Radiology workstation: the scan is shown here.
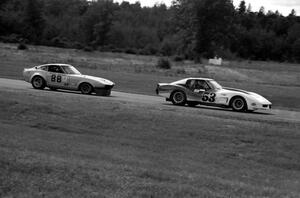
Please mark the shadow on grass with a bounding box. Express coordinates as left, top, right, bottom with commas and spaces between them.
31, 87, 113, 98
163, 103, 273, 115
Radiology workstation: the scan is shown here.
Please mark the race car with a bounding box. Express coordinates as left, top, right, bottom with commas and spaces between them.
23, 64, 114, 96
156, 77, 272, 112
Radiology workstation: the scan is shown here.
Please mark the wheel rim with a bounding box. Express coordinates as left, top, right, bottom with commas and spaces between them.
173, 92, 184, 104
33, 77, 42, 88
233, 98, 244, 110
81, 84, 91, 94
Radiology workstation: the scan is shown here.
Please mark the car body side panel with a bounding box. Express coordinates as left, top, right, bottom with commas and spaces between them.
158, 84, 227, 106
46, 72, 70, 89
157, 84, 186, 98
29, 71, 47, 83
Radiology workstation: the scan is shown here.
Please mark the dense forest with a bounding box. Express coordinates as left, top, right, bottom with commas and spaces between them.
0, 0, 300, 62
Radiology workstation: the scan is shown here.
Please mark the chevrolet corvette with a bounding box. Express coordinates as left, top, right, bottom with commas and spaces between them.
156, 78, 272, 112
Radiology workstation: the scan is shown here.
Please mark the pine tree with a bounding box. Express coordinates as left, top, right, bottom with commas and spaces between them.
289, 9, 296, 17
23, 0, 45, 43
238, 0, 246, 14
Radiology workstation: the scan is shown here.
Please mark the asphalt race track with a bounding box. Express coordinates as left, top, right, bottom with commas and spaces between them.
0, 77, 299, 125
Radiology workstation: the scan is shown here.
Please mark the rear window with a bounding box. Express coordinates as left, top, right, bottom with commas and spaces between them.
39, 66, 48, 71
171, 78, 188, 85
48, 65, 64, 73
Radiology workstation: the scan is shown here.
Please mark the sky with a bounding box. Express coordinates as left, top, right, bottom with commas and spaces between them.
113, 0, 300, 16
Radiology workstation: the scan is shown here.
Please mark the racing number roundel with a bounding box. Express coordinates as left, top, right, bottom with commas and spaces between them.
202, 92, 216, 103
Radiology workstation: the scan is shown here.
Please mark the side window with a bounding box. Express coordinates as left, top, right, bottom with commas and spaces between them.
195, 80, 211, 91
48, 65, 64, 73
203, 81, 211, 90
186, 80, 195, 89
40, 66, 48, 71
194, 80, 204, 89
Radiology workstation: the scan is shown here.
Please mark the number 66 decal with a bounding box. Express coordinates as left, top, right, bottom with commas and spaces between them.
202, 93, 216, 102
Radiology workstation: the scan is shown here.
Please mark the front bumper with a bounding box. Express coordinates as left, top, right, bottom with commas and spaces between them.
249, 103, 272, 110
94, 85, 114, 96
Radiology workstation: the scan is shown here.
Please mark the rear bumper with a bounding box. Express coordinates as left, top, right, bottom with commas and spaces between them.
94, 85, 114, 96
156, 86, 171, 99
23, 71, 30, 82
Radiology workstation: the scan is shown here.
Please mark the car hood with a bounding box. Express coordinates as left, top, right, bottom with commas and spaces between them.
222, 87, 250, 95
81, 75, 114, 85
222, 87, 271, 104
247, 92, 271, 104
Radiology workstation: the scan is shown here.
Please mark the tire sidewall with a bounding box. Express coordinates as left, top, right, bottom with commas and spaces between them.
80, 83, 93, 94
171, 91, 186, 106
231, 97, 247, 112
31, 76, 45, 89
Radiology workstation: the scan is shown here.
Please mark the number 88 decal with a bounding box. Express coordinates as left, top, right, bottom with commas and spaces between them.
51, 74, 62, 83
202, 93, 216, 102
57, 75, 61, 83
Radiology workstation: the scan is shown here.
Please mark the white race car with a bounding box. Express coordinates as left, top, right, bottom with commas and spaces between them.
156, 77, 272, 112
23, 64, 114, 96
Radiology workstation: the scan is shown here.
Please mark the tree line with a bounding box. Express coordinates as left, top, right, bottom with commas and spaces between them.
0, 0, 300, 62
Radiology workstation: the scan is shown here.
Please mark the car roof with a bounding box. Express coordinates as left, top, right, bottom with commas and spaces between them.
185, 77, 214, 81
38, 63, 73, 67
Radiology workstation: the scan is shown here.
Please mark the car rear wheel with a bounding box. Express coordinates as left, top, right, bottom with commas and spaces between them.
31, 76, 45, 89
171, 91, 186, 106
80, 83, 93, 94
231, 97, 247, 112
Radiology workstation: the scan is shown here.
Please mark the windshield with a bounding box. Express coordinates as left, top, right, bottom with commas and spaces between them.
209, 80, 222, 90
61, 65, 81, 75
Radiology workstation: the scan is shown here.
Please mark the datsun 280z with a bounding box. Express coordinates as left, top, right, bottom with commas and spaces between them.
23, 64, 114, 96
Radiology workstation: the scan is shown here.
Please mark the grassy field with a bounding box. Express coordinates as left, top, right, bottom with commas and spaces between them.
0, 42, 299, 110
0, 42, 300, 197
0, 86, 299, 197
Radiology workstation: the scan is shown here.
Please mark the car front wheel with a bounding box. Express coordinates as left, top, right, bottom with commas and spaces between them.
231, 97, 247, 112
31, 76, 46, 89
171, 91, 186, 106
80, 83, 93, 94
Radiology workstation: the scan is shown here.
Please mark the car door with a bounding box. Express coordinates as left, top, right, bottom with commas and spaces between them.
185, 79, 206, 101
46, 65, 69, 88
200, 81, 217, 104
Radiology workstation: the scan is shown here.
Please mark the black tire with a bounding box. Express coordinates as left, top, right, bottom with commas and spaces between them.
170, 91, 186, 106
187, 101, 198, 107
31, 76, 46, 89
80, 83, 93, 94
230, 96, 247, 112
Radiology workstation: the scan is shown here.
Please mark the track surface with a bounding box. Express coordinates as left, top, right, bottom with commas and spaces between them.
0, 77, 299, 124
